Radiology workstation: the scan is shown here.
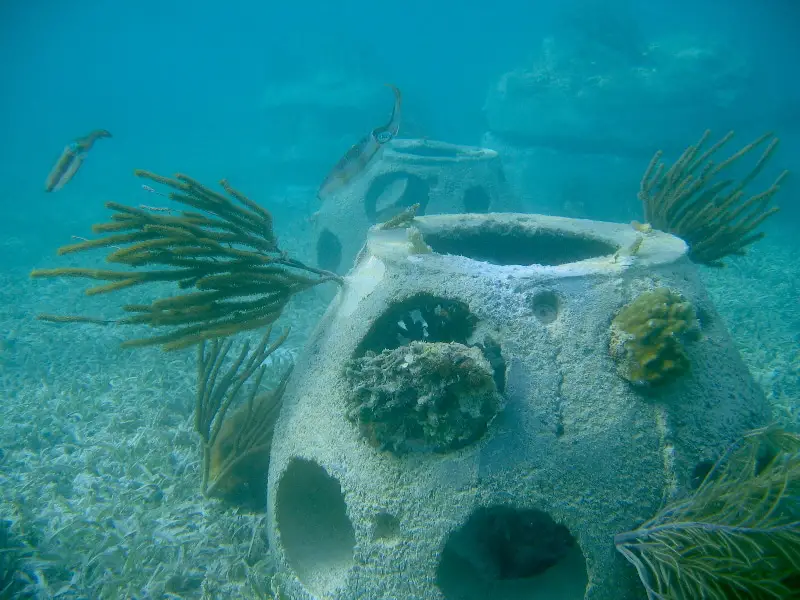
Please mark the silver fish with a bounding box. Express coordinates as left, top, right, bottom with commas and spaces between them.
318, 84, 401, 200
45, 129, 111, 192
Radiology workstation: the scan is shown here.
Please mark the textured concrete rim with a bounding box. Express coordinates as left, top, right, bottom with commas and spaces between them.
387, 138, 499, 164
365, 213, 687, 277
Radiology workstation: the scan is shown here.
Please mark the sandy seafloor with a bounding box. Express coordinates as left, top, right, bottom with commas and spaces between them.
0, 221, 797, 599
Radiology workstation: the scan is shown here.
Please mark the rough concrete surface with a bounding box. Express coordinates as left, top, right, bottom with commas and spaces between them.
267, 213, 772, 600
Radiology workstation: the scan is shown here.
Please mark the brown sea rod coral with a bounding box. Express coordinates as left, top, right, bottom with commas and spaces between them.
32, 170, 341, 350
196, 327, 290, 510
638, 130, 788, 266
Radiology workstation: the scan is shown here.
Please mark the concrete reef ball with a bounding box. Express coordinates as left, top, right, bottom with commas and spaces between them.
266, 213, 771, 600
345, 341, 504, 454
609, 287, 701, 387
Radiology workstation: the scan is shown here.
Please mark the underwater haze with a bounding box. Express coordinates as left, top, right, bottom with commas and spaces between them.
1, 0, 799, 598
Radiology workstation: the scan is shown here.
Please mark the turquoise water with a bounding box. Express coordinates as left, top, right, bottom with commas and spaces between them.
1, 0, 798, 598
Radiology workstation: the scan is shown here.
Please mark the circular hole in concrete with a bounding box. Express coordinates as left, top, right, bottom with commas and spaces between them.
372, 512, 400, 543
530, 290, 561, 324
423, 222, 617, 266
354, 293, 477, 356
436, 505, 588, 600
463, 185, 491, 213
364, 171, 431, 224
317, 228, 343, 274
375, 177, 409, 215
353, 293, 507, 396
275, 459, 355, 597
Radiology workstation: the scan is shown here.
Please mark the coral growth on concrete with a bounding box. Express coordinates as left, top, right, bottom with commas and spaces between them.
639, 130, 787, 266
345, 341, 503, 454
609, 288, 701, 387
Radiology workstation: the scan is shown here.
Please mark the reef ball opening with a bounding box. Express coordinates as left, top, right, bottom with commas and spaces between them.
436, 505, 588, 600
423, 222, 617, 266
316, 228, 343, 274
354, 293, 478, 357
275, 459, 355, 597
530, 290, 562, 324
364, 170, 431, 224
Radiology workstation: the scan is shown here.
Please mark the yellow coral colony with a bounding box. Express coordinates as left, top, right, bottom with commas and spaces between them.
609, 288, 701, 387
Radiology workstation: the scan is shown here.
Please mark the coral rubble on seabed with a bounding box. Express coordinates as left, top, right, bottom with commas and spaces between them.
0, 228, 797, 598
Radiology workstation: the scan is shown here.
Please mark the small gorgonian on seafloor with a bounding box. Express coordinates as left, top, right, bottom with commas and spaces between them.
195, 327, 290, 510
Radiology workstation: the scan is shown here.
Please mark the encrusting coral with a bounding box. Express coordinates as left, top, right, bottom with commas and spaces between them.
615, 426, 800, 599
609, 287, 700, 387
31, 170, 341, 350
345, 341, 503, 454
378, 202, 420, 230
639, 130, 789, 266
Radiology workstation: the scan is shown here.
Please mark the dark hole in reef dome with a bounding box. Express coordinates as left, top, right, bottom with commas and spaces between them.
354, 293, 478, 357
275, 459, 355, 597
364, 170, 431, 224
352, 293, 507, 396
463, 185, 491, 213
316, 228, 343, 274
423, 222, 618, 266
530, 290, 561, 324
437, 505, 588, 600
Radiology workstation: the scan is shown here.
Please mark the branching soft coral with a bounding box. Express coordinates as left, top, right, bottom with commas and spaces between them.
615, 426, 800, 599
639, 130, 788, 266
32, 170, 341, 350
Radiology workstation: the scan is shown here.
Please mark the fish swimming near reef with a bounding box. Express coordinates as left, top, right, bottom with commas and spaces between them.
318, 84, 402, 200
44, 129, 112, 192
